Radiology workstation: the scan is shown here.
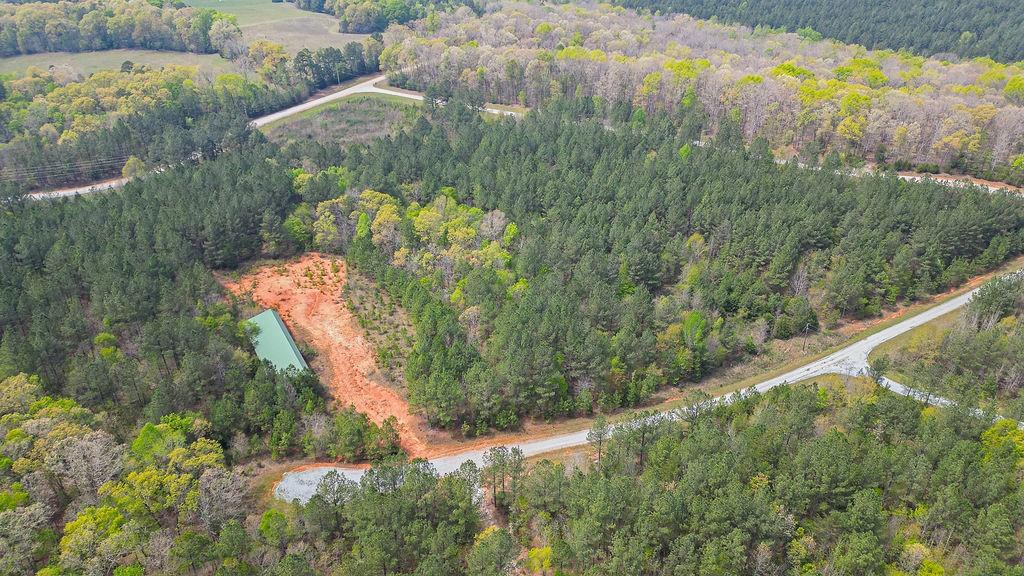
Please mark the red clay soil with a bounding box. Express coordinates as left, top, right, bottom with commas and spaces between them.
896, 170, 1023, 194
219, 253, 598, 462
227, 253, 1024, 471
220, 253, 431, 456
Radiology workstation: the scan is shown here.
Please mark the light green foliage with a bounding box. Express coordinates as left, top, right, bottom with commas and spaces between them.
121, 156, 147, 180
59, 506, 126, 571
639, 71, 663, 96
355, 211, 371, 239
772, 60, 815, 80
130, 414, 197, 465
101, 467, 197, 523
556, 46, 608, 62
284, 204, 315, 247
357, 189, 398, 217
839, 92, 871, 116
0, 373, 41, 415
258, 509, 289, 551
797, 26, 823, 41
0, 482, 28, 511
834, 58, 889, 88
663, 57, 711, 81
501, 222, 518, 247
981, 419, 1024, 462
737, 74, 764, 87
113, 565, 144, 576
525, 546, 552, 573
1004, 75, 1024, 105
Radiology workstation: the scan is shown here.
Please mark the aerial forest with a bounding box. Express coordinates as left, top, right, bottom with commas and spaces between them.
0, 36, 382, 189
3, 0, 1024, 573
381, 2, 1024, 186
274, 97, 1024, 432
613, 0, 1024, 62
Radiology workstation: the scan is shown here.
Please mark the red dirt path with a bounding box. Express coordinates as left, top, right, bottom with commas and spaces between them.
220, 253, 429, 456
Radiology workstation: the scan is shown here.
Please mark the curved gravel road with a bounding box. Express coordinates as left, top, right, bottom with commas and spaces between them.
27, 74, 517, 200
27, 73, 1017, 200
274, 270, 1022, 502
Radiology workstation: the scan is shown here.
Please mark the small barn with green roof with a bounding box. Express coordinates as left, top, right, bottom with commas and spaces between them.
247, 309, 309, 372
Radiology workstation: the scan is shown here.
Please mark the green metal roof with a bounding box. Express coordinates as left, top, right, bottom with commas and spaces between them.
248, 309, 309, 372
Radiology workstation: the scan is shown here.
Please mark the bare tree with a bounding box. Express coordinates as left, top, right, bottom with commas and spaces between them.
46, 431, 125, 502
198, 467, 248, 532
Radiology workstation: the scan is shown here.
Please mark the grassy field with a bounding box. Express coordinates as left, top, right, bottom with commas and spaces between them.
186, 0, 366, 52
262, 93, 419, 145
186, 0, 306, 25
0, 49, 240, 77
0, 1, 364, 76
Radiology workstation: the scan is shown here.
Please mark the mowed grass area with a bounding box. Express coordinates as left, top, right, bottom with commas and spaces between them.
0, 49, 240, 77
186, 0, 366, 52
262, 93, 419, 145
185, 0, 305, 25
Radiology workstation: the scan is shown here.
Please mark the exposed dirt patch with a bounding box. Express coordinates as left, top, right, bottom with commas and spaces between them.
250, 253, 1024, 485
220, 253, 430, 456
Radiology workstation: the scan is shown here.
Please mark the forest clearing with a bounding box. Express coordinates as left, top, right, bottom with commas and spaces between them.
218, 252, 614, 462
219, 253, 429, 455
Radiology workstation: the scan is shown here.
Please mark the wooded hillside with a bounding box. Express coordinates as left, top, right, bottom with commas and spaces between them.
281, 98, 1024, 432
382, 2, 1024, 185
614, 0, 1024, 62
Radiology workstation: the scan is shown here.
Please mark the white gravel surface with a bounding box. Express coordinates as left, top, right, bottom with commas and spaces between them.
275, 270, 1023, 503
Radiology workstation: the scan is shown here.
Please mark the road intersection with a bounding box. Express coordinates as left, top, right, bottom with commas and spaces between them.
274, 269, 1021, 502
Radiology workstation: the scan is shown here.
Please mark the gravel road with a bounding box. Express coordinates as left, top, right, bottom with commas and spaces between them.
274, 270, 1021, 502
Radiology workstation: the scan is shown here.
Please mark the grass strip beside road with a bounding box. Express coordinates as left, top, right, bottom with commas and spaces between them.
259, 92, 419, 132
659, 254, 1024, 407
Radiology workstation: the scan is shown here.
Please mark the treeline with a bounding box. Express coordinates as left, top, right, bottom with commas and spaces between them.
0, 37, 380, 190
291, 0, 478, 32
383, 2, 1024, 187
0, 0, 240, 56
475, 382, 1024, 575
7, 366, 1024, 574
0, 374, 398, 575
9, 356, 1022, 574
1, 147, 287, 450
615, 0, 1024, 62
883, 274, 1024, 418
279, 96, 1024, 433
0, 66, 268, 190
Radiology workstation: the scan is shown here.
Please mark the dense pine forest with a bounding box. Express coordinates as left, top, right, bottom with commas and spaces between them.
613, 0, 1024, 62
461, 383, 1024, 576
3, 0, 1024, 572
313, 97, 1024, 431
